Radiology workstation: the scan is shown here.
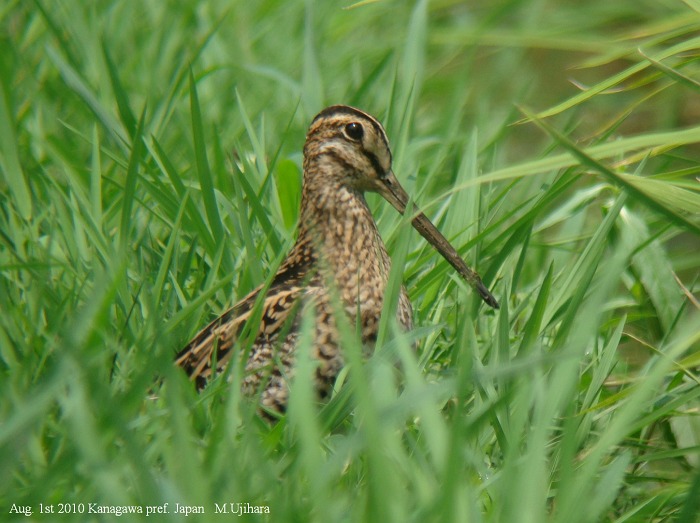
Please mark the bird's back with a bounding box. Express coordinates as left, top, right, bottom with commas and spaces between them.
175, 237, 316, 394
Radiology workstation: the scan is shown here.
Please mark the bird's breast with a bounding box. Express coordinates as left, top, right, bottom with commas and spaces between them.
311, 203, 413, 340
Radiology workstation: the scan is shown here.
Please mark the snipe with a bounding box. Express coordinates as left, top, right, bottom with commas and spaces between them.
175, 105, 498, 414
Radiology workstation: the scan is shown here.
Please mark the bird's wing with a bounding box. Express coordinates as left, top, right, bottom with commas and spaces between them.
175, 237, 316, 387
174, 282, 306, 387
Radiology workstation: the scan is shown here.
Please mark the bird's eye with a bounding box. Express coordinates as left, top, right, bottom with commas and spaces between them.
344, 122, 364, 141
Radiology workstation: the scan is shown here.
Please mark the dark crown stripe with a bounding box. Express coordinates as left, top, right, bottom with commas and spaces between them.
313, 105, 375, 124
313, 105, 388, 145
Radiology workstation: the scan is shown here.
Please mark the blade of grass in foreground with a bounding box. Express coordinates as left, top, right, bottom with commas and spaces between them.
102, 41, 137, 138
287, 307, 333, 517
521, 106, 700, 236
118, 107, 147, 253
234, 93, 286, 253
0, 68, 32, 220
639, 48, 700, 92
520, 35, 700, 121
189, 70, 225, 246
557, 321, 700, 523
46, 45, 128, 149
151, 137, 217, 255
450, 125, 700, 191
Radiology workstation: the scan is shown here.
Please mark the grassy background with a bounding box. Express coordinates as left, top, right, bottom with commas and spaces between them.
2, 0, 700, 521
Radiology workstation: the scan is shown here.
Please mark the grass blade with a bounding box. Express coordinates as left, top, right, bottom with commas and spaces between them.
0, 66, 32, 219
118, 106, 146, 252
189, 69, 225, 245
521, 106, 700, 235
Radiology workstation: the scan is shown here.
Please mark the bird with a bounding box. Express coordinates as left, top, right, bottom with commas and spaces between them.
175, 104, 499, 415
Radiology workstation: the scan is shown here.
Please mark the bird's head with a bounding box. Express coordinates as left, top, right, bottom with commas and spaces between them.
303, 105, 406, 204
302, 104, 499, 309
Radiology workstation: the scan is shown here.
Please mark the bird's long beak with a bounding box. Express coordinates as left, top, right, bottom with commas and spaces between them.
376, 171, 499, 309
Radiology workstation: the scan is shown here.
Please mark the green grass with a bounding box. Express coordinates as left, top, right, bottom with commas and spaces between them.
2, 1, 700, 521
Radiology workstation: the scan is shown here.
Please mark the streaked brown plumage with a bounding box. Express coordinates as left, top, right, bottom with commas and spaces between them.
175, 105, 498, 414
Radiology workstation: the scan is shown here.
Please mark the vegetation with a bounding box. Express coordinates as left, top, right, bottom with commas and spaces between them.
1, 1, 699, 521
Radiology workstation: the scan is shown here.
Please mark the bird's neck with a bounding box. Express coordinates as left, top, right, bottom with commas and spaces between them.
299, 180, 387, 259
297, 179, 392, 302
